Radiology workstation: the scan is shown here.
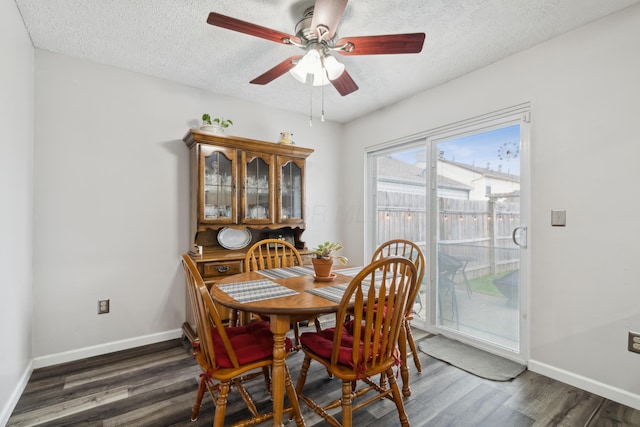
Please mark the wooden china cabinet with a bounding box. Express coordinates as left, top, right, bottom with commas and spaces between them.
182, 129, 314, 338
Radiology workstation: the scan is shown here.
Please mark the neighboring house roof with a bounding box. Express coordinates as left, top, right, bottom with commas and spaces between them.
377, 156, 426, 185
438, 175, 472, 191
439, 159, 520, 183
377, 156, 471, 190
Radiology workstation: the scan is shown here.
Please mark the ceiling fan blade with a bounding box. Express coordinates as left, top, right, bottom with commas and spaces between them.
207, 12, 300, 45
250, 56, 303, 85
330, 70, 358, 96
336, 33, 426, 55
311, 0, 348, 40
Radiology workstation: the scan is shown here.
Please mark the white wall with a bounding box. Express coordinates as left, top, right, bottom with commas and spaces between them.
31, 51, 343, 362
342, 4, 640, 409
0, 1, 34, 424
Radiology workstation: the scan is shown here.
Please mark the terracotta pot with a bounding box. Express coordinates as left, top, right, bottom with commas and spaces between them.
311, 257, 334, 278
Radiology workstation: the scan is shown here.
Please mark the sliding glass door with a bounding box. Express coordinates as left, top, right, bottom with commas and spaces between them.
367, 107, 529, 360
434, 125, 522, 353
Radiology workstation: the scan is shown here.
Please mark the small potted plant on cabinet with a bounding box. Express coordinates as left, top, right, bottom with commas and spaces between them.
200, 113, 233, 135
311, 241, 348, 280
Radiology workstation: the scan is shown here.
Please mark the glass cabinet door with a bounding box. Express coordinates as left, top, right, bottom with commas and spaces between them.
277, 156, 304, 224
242, 152, 273, 223
200, 147, 236, 224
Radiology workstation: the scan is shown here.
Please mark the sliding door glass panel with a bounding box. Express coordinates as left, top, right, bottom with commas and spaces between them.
435, 125, 521, 351
373, 145, 428, 321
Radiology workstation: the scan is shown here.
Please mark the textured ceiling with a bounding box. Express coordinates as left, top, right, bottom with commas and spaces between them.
15, 0, 640, 123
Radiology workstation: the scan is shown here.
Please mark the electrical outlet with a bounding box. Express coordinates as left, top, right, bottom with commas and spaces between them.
628, 331, 640, 354
98, 299, 110, 314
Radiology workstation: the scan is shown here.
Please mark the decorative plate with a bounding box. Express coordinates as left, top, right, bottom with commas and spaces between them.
217, 227, 252, 250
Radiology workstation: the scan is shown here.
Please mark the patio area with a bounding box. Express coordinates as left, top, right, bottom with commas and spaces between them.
415, 282, 520, 351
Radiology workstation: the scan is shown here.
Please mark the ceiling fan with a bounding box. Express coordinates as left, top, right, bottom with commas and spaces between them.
207, 0, 426, 96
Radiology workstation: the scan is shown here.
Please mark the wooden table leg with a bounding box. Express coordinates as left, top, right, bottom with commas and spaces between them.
270, 314, 293, 427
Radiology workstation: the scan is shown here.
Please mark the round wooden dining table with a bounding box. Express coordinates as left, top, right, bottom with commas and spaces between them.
210, 267, 358, 427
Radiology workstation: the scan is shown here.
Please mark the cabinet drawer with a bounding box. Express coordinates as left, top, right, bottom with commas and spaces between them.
203, 261, 242, 277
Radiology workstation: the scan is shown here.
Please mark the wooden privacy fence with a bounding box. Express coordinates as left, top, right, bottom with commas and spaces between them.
377, 197, 520, 281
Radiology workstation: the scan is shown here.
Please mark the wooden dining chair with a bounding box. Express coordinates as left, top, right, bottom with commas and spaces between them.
244, 238, 303, 271
244, 238, 321, 348
295, 256, 417, 427
371, 239, 425, 396
181, 254, 304, 426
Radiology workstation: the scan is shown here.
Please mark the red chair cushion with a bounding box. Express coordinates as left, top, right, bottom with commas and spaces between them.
299, 320, 373, 368
211, 320, 292, 368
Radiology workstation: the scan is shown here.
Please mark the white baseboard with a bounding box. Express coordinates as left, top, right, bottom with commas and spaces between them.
528, 359, 640, 411
0, 360, 33, 427
32, 328, 183, 369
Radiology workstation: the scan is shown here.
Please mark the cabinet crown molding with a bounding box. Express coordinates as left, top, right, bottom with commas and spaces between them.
184, 129, 314, 159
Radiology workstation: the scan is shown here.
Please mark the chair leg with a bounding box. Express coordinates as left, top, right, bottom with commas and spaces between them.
191, 377, 207, 421
213, 381, 231, 427
398, 323, 411, 397
295, 356, 311, 396
341, 380, 354, 427
405, 320, 422, 372
293, 322, 301, 349
290, 356, 312, 422
386, 368, 410, 427
284, 364, 305, 426
262, 366, 271, 392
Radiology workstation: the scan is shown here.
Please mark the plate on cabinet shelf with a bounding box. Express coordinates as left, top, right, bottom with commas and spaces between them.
217, 227, 252, 250
249, 204, 267, 219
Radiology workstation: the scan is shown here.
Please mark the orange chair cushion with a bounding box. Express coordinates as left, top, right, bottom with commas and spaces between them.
211, 320, 293, 368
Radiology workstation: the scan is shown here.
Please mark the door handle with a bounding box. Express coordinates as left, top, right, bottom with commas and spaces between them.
512, 226, 527, 248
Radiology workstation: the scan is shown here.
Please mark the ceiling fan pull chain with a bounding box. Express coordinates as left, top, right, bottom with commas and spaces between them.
321, 82, 325, 122
309, 82, 313, 126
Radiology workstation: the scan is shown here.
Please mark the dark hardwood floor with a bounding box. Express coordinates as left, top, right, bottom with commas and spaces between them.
8, 329, 640, 427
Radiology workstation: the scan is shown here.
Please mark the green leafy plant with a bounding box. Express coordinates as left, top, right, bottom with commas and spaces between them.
202, 113, 233, 128
312, 241, 348, 265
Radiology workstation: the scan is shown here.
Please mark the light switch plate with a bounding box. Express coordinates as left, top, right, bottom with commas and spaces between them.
551, 210, 566, 226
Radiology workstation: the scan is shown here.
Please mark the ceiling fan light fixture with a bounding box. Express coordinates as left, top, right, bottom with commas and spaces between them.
311, 70, 330, 86
290, 49, 330, 86
323, 55, 345, 80
289, 49, 345, 86
289, 49, 321, 84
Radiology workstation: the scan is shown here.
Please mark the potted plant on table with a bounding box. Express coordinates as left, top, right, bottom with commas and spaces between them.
200, 113, 233, 135
311, 241, 348, 280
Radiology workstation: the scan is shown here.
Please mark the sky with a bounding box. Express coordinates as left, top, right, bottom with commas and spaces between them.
391, 124, 521, 176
